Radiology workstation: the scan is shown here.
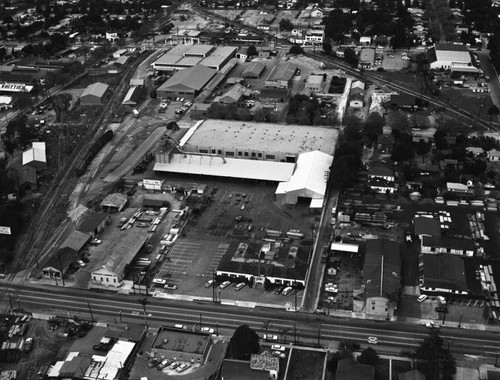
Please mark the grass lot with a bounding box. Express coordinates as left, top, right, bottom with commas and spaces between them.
286, 349, 325, 380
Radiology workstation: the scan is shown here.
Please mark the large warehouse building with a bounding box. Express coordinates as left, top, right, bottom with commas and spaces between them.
154, 120, 338, 206
429, 43, 479, 73
177, 119, 337, 162
80, 82, 109, 106
151, 44, 237, 72
156, 65, 217, 100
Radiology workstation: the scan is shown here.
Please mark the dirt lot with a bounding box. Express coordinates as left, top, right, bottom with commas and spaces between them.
381, 52, 411, 71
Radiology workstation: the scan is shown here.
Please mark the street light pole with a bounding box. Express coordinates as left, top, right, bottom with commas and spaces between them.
458, 312, 462, 328
87, 302, 95, 322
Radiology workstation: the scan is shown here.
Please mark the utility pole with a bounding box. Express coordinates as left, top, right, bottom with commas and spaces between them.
199, 313, 203, 329
8, 294, 13, 311
458, 313, 462, 328
57, 254, 65, 286
87, 302, 95, 322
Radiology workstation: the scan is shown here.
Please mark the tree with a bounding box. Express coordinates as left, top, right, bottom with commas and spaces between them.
322, 41, 332, 55
289, 44, 304, 55
392, 133, 414, 163
247, 44, 257, 56
363, 113, 384, 143
327, 340, 358, 373
415, 139, 430, 163
343, 48, 358, 66
358, 347, 379, 366
487, 105, 499, 129
279, 18, 294, 31
226, 324, 260, 360
416, 328, 456, 380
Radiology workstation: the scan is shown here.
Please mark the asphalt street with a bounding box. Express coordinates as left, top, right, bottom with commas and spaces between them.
4, 284, 500, 360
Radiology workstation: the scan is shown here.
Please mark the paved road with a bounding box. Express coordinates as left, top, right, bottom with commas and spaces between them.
477, 51, 500, 128
5, 283, 500, 360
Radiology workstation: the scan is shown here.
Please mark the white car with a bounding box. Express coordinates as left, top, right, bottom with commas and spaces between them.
282, 286, 293, 296
220, 281, 231, 289
174, 324, 186, 330
201, 327, 214, 334
367, 336, 378, 344
152, 278, 166, 285
176, 363, 191, 372
263, 334, 278, 341
272, 351, 286, 358
417, 295, 428, 303
271, 345, 285, 351
437, 295, 446, 304
77, 260, 86, 268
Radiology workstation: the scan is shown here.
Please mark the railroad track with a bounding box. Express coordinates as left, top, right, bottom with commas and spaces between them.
16, 53, 151, 275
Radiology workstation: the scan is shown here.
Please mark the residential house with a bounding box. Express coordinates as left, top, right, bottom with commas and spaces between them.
466, 147, 485, 157
42, 247, 78, 280
368, 166, 394, 182
359, 48, 375, 69
487, 149, 500, 161
377, 134, 394, 153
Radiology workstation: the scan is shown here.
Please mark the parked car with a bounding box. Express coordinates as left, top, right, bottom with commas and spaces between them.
220, 281, 231, 289
417, 295, 428, 302
274, 286, 285, 295
168, 361, 181, 370
152, 278, 166, 285
164, 284, 177, 290
24, 337, 33, 352
157, 359, 171, 370
435, 306, 448, 313
235, 282, 246, 291
282, 286, 293, 296
176, 363, 191, 372
201, 327, 215, 334
204, 280, 215, 288
271, 345, 285, 351
77, 260, 86, 268
367, 336, 378, 345
437, 296, 447, 304
272, 351, 286, 358
174, 324, 186, 330
148, 358, 160, 368
263, 334, 278, 341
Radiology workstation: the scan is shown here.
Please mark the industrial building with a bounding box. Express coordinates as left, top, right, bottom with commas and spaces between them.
156, 65, 217, 100
151, 44, 237, 72
151, 327, 212, 363
91, 232, 149, 287
216, 241, 311, 288
275, 150, 333, 207
121, 86, 143, 107
353, 239, 401, 320
264, 63, 296, 89
176, 119, 338, 162
242, 61, 266, 78
80, 82, 109, 106
215, 83, 247, 105
429, 43, 479, 73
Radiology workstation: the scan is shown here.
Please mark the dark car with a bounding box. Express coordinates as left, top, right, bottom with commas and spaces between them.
435, 306, 448, 313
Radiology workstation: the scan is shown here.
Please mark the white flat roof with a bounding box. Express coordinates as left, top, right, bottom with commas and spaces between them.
154, 153, 295, 181
183, 119, 338, 156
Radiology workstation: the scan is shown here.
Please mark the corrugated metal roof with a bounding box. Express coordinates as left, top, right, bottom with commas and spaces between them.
81, 82, 109, 98
157, 65, 216, 92
154, 153, 294, 182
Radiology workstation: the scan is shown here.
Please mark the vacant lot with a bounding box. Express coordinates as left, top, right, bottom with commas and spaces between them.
286, 348, 326, 380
